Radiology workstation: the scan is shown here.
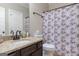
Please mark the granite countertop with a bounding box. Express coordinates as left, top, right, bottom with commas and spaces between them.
0, 37, 43, 55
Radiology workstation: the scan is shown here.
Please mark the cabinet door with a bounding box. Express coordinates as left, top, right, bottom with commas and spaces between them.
31, 48, 42, 56
8, 50, 20, 56
21, 44, 37, 56
36, 41, 42, 49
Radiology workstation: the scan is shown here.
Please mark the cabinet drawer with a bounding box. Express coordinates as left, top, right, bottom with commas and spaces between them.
21, 44, 37, 56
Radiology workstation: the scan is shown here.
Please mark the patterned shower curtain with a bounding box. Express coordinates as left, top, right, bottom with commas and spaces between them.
42, 4, 79, 56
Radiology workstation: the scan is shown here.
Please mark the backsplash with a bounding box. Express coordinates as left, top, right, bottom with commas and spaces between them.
0, 36, 12, 41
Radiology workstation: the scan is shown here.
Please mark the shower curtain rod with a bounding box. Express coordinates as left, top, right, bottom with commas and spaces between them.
25, 16, 29, 19
33, 12, 43, 18
43, 3, 78, 13
33, 3, 78, 17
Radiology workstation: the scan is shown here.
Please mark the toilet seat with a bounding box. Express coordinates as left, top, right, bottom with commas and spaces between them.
43, 43, 55, 51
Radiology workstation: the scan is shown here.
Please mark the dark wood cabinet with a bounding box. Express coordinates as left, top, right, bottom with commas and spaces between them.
31, 48, 42, 56
21, 44, 37, 56
8, 41, 42, 56
8, 50, 20, 56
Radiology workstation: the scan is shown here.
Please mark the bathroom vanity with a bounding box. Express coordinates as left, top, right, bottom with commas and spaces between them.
0, 37, 43, 56
8, 41, 42, 56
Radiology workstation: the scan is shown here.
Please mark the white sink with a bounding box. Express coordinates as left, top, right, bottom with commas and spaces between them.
8, 40, 31, 48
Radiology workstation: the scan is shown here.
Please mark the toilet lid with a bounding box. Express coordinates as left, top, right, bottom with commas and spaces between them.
43, 43, 55, 50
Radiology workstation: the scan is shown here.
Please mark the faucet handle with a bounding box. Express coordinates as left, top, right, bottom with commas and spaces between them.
10, 30, 14, 35
16, 30, 21, 35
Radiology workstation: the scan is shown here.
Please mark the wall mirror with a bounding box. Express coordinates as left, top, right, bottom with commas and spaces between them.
0, 3, 29, 36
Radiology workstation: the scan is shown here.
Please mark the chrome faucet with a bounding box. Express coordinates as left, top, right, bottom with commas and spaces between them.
15, 30, 21, 40
10, 30, 21, 40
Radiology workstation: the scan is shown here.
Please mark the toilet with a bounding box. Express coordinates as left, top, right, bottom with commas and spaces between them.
43, 43, 65, 56
43, 43, 55, 56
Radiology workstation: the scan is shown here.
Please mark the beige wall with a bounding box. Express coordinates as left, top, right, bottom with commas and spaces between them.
29, 3, 49, 35
48, 3, 71, 9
